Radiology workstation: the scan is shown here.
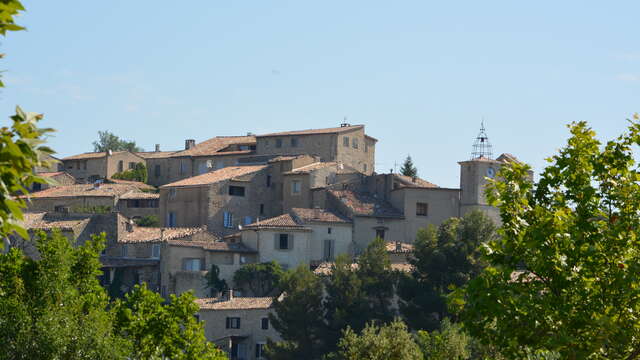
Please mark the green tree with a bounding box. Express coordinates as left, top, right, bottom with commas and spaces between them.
92, 130, 142, 152
113, 284, 226, 360
356, 237, 395, 323
333, 319, 423, 360
266, 266, 328, 360
0, 231, 127, 359
400, 155, 418, 178
134, 215, 160, 227
400, 211, 496, 330
112, 162, 148, 183
416, 318, 470, 360
233, 261, 284, 297
324, 254, 369, 352
453, 118, 640, 359
206, 264, 228, 297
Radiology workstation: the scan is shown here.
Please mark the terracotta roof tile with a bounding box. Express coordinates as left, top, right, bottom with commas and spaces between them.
267, 155, 306, 163
313, 262, 412, 275
62, 151, 141, 161
135, 151, 178, 159
385, 241, 414, 253
24, 183, 144, 199
161, 165, 267, 188
291, 208, 351, 224
22, 212, 90, 231
37, 171, 69, 178
168, 239, 256, 253
244, 213, 309, 230
257, 125, 364, 137
105, 179, 155, 191
196, 296, 274, 310
285, 162, 337, 175
393, 175, 438, 189
118, 191, 160, 200
172, 136, 256, 157
328, 190, 403, 218
120, 226, 208, 243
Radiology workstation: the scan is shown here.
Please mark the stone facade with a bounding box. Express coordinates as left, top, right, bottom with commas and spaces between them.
62, 151, 145, 183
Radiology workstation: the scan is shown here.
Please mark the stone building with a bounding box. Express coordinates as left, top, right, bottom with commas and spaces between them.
61, 151, 145, 183
255, 124, 376, 175
159, 165, 273, 235
196, 292, 280, 360
24, 182, 159, 219
30, 171, 76, 192
241, 208, 353, 269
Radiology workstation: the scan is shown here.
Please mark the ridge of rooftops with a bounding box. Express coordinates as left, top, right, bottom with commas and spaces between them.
242, 208, 352, 231
160, 165, 268, 188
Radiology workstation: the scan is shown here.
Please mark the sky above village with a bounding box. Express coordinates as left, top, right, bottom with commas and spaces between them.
1, 1, 638, 187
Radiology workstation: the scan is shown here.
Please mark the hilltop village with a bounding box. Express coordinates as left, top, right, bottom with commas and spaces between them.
15, 123, 523, 359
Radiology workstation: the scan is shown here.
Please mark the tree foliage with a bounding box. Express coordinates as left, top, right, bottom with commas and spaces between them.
334, 319, 422, 360
113, 284, 226, 360
453, 118, 640, 359
206, 264, 228, 297
267, 265, 328, 360
111, 162, 147, 183
0, 231, 127, 359
92, 130, 142, 152
233, 261, 284, 297
134, 215, 160, 227
355, 237, 395, 323
400, 155, 418, 178
416, 318, 470, 360
400, 211, 496, 330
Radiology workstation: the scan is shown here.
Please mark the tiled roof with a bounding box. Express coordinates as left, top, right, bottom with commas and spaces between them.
257, 125, 364, 137
161, 165, 267, 188
120, 226, 208, 243
285, 162, 337, 175
106, 179, 155, 191
291, 208, 351, 224
23, 212, 90, 231
328, 190, 403, 218
168, 239, 257, 253
172, 136, 256, 157
244, 213, 309, 230
62, 151, 138, 161
313, 262, 412, 275
135, 151, 178, 159
267, 155, 306, 163
497, 153, 523, 164
38, 171, 69, 178
196, 296, 274, 310
24, 183, 144, 198
393, 175, 438, 189
118, 191, 160, 200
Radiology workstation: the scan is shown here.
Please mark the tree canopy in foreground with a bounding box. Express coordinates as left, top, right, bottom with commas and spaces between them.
453, 117, 640, 359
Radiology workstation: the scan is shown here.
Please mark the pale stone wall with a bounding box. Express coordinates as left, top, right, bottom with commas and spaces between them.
27, 196, 117, 213
256, 133, 337, 162
307, 223, 353, 262
282, 174, 311, 212
335, 127, 374, 175
105, 152, 146, 179
199, 307, 280, 359
63, 157, 107, 183
160, 186, 209, 227
241, 229, 312, 269
351, 216, 406, 254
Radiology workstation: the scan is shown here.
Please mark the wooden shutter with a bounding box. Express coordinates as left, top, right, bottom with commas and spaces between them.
289, 234, 294, 250
225, 317, 230, 329
274, 233, 279, 249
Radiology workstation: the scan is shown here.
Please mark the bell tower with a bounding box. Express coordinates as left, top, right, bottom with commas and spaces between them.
459, 122, 502, 221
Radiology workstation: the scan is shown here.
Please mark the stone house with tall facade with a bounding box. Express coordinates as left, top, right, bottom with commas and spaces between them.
61, 151, 145, 184
196, 292, 280, 360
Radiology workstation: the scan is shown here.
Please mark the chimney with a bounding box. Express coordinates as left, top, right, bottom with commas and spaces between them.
107, 149, 113, 156
160, 228, 165, 241
224, 289, 234, 301
185, 139, 196, 150
155, 144, 161, 152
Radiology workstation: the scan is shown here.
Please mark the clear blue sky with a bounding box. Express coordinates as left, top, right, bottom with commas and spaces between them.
1, 1, 638, 187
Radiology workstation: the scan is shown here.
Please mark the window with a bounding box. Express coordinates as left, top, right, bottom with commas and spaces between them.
226, 317, 241, 329
67, 163, 73, 169
169, 188, 177, 199
260, 203, 265, 215
128, 162, 135, 170
32, 183, 42, 191
261, 317, 269, 330
277, 234, 291, 250
184, 258, 202, 271
328, 227, 332, 234
167, 212, 176, 227
228, 185, 245, 197
179, 160, 186, 174
323, 239, 333, 261
352, 138, 358, 149
121, 245, 128, 257
223, 211, 234, 228
416, 202, 428, 216
117, 160, 124, 173
365, 143, 369, 153
291, 180, 301, 195
343, 137, 349, 147
256, 343, 266, 359
275, 138, 283, 148
151, 244, 160, 258
376, 228, 385, 240
290, 137, 298, 147
154, 164, 161, 177
243, 216, 253, 225
266, 175, 271, 187
364, 163, 367, 172
82, 160, 87, 170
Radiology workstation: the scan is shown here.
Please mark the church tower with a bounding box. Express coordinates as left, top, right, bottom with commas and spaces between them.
458, 122, 502, 221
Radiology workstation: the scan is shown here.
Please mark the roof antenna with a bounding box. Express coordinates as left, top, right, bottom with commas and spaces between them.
341, 116, 350, 127
471, 118, 493, 160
